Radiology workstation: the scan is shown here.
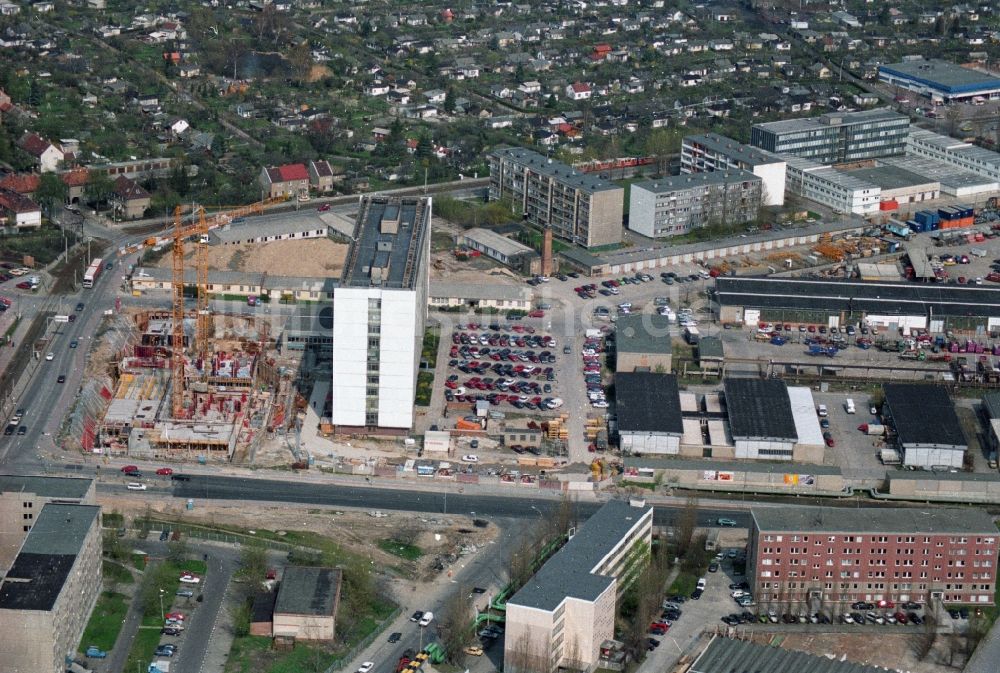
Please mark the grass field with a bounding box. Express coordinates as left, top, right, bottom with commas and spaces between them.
378, 539, 424, 560
668, 572, 698, 597
125, 627, 164, 673
103, 559, 135, 584
78, 591, 129, 653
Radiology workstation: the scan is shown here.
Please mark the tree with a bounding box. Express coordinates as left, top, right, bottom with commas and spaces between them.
438, 584, 471, 663
288, 40, 313, 85
675, 496, 699, 557
444, 87, 456, 114
415, 134, 433, 159
235, 545, 268, 586
166, 538, 189, 565
644, 128, 680, 176
36, 172, 68, 218
85, 172, 114, 209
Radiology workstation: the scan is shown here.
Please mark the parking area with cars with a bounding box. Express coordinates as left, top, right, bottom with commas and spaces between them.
444, 321, 564, 415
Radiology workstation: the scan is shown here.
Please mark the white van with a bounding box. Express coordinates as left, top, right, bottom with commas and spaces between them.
126, 482, 147, 491
418, 611, 434, 627
817, 404, 828, 417
845, 399, 856, 414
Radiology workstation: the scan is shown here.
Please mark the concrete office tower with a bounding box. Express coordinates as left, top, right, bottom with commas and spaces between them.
489, 147, 624, 248
331, 196, 431, 434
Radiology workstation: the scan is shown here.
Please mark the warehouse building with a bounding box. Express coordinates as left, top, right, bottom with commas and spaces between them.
750, 108, 909, 164
748, 505, 998, 607
489, 148, 623, 248
457, 227, 541, 275
881, 155, 999, 198
209, 218, 330, 246
504, 500, 653, 673
0, 504, 102, 673
615, 314, 673, 373
907, 127, 1000, 182
428, 282, 533, 311
844, 165, 940, 206
690, 636, 890, 673
681, 133, 786, 205
714, 276, 1000, 328
882, 383, 967, 469
628, 171, 762, 239
723, 378, 825, 462
616, 372, 683, 454
784, 157, 881, 215
331, 196, 431, 434
879, 58, 1000, 104
625, 457, 845, 494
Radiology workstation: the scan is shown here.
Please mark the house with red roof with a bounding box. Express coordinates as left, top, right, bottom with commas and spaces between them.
61, 168, 89, 204
17, 132, 64, 173
0, 173, 40, 195
0, 188, 42, 229
565, 82, 592, 101
259, 163, 310, 199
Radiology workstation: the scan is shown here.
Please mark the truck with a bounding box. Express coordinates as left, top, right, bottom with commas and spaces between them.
858, 424, 887, 436
82, 258, 103, 289
684, 325, 700, 345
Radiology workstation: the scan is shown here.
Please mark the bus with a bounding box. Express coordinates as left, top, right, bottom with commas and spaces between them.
82, 258, 103, 288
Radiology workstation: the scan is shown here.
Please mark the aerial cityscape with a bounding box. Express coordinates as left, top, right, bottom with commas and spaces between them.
1, 1, 1000, 673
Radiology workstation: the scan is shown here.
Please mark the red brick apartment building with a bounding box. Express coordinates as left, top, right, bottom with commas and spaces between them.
748, 506, 999, 607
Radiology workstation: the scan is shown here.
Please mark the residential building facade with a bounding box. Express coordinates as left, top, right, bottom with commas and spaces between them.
681, 133, 787, 206
331, 197, 430, 433
628, 171, 762, 239
111, 176, 151, 220
260, 163, 310, 198
0, 188, 42, 228
748, 506, 999, 607
489, 148, 623, 248
0, 503, 102, 673
750, 108, 909, 164
505, 500, 653, 673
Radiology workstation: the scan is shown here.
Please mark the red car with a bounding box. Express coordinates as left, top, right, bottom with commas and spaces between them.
156, 467, 174, 476
164, 612, 185, 621
528, 310, 544, 318
317, 204, 331, 212
121, 465, 139, 473
16, 282, 31, 290
877, 599, 895, 609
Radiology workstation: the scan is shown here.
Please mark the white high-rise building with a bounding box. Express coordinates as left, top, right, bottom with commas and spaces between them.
331, 197, 431, 433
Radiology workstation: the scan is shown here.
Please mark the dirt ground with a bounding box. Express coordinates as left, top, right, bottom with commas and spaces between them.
778, 632, 971, 673
156, 238, 349, 278
99, 496, 498, 579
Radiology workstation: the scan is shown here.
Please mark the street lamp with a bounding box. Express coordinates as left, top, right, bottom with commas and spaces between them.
159, 589, 165, 619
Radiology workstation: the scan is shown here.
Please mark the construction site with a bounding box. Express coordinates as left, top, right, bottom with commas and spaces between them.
69, 206, 306, 463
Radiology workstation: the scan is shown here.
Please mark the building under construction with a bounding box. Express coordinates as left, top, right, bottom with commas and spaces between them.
89, 309, 298, 461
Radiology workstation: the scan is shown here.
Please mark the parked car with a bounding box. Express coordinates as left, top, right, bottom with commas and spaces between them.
418, 611, 434, 627
156, 467, 174, 476
85, 646, 107, 659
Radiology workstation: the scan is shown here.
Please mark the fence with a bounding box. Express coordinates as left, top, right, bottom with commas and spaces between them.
323, 607, 402, 673
143, 518, 299, 553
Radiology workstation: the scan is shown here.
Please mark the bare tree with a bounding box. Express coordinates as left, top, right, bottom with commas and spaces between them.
438, 584, 472, 663
675, 496, 699, 557
504, 631, 545, 673
914, 609, 937, 660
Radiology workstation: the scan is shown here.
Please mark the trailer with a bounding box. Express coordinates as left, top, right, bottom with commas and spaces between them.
858, 424, 887, 436
879, 448, 902, 465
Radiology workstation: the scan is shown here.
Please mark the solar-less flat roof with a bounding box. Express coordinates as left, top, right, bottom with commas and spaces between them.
491, 147, 623, 194
846, 165, 938, 190
508, 500, 652, 611
883, 383, 966, 449
752, 505, 994, 534
275, 566, 341, 616
633, 169, 758, 194
616, 314, 673, 354
691, 636, 903, 673
715, 276, 1000, 318
616, 372, 682, 435
342, 196, 429, 289
724, 378, 797, 442
683, 133, 783, 167
0, 475, 92, 500
880, 59, 1000, 93
754, 107, 906, 135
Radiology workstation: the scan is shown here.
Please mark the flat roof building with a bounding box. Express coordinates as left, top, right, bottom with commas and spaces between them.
907, 127, 1000, 182
505, 500, 653, 673
489, 147, 623, 248
750, 108, 909, 164
0, 475, 96, 571
690, 636, 891, 673
614, 313, 673, 373
616, 372, 683, 455
331, 196, 431, 433
879, 58, 1000, 103
628, 170, 762, 239
748, 505, 998, 607
0, 504, 102, 673
784, 157, 881, 215
882, 383, 967, 468
681, 133, 787, 205
845, 165, 940, 206
428, 281, 533, 312
273, 566, 343, 642
457, 227, 541, 275
724, 378, 798, 459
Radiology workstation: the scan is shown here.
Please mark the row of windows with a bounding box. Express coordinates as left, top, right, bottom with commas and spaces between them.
761, 535, 995, 545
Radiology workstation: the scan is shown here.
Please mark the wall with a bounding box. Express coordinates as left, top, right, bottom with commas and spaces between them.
734, 438, 795, 460
331, 289, 370, 427
504, 604, 556, 673
587, 188, 625, 248
273, 612, 336, 641
0, 609, 55, 672
621, 432, 680, 454
903, 445, 966, 469
753, 162, 787, 206
616, 351, 672, 373
627, 185, 656, 238
378, 290, 419, 429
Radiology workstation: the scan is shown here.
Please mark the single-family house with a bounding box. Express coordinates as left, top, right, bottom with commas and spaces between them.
111, 176, 150, 220
308, 160, 336, 193
18, 133, 63, 173
566, 82, 592, 100
260, 164, 310, 199
0, 189, 42, 228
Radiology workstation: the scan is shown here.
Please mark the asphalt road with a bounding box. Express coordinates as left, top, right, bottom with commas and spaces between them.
169, 475, 750, 528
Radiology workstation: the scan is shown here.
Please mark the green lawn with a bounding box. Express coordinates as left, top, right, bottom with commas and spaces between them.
103, 559, 135, 584
125, 627, 164, 673
378, 539, 424, 560
667, 572, 698, 597
78, 591, 129, 653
